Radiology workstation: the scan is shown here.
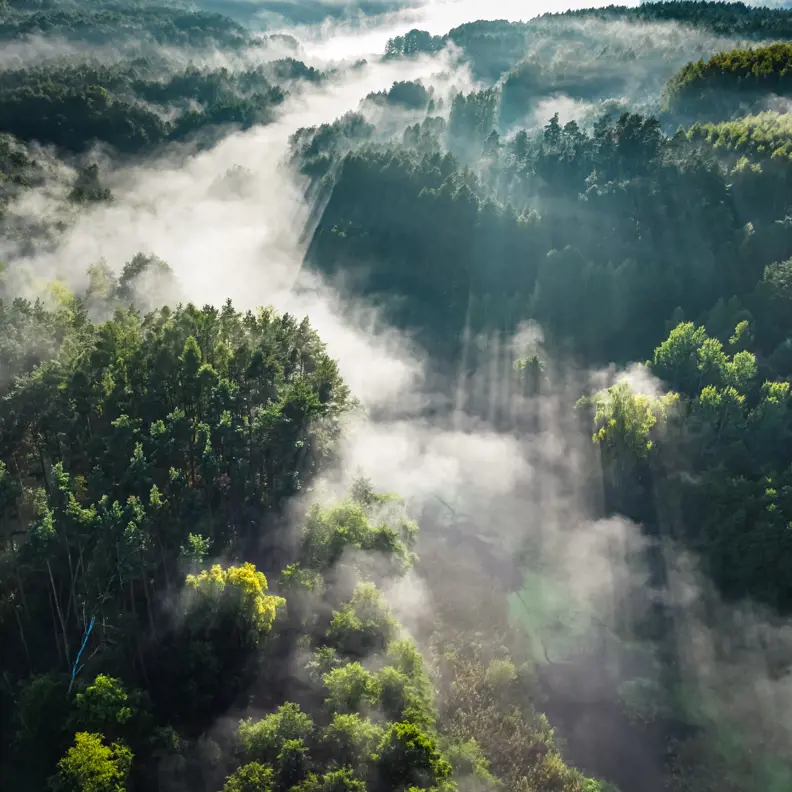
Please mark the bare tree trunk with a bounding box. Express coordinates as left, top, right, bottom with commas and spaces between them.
136, 641, 151, 688
158, 536, 172, 589
13, 551, 29, 619
129, 578, 137, 620
67, 544, 81, 626
47, 578, 64, 666
13, 603, 31, 670
38, 442, 50, 495
142, 572, 157, 639
47, 559, 70, 669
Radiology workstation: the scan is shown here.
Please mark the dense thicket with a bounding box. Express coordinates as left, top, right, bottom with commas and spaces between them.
294, 107, 792, 366
0, 59, 315, 153
555, 1, 792, 37
387, 2, 792, 83
0, 1, 257, 49
664, 42, 792, 119
686, 110, 792, 161
0, 282, 604, 792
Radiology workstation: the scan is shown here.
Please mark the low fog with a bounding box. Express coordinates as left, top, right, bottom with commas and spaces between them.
284, 0, 644, 60
3, 50, 461, 403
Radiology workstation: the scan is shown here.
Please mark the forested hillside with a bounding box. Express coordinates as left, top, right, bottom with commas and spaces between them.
0, 59, 300, 153
3, 2, 792, 792
0, 1, 257, 49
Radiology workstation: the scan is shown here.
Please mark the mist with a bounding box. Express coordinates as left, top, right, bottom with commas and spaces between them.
281, 0, 644, 60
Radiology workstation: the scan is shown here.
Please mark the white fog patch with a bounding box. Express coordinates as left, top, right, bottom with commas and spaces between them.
288, 0, 643, 60
663, 548, 792, 761
381, 570, 435, 638
3, 51, 458, 408
406, 0, 640, 33
339, 417, 531, 502
520, 93, 607, 130
589, 361, 667, 399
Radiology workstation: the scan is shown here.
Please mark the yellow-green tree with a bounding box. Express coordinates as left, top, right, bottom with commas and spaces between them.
185, 562, 285, 642
50, 732, 132, 792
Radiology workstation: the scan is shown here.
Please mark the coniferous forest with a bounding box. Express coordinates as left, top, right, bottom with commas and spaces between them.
5, 2, 792, 792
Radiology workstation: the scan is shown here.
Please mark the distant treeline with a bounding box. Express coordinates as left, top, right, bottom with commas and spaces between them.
0, 1, 256, 49
664, 41, 792, 119
0, 58, 329, 153
386, 2, 792, 82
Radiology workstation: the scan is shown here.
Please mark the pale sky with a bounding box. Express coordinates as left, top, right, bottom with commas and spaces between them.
295, 0, 643, 59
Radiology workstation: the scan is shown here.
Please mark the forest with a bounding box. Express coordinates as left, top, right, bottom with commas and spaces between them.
3, 2, 792, 792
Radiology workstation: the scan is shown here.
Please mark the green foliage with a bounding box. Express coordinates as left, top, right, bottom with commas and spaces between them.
449, 88, 500, 154
323, 714, 383, 770
376, 641, 435, 729
376, 666, 419, 725
69, 165, 112, 204
375, 722, 452, 792
322, 662, 378, 715
296, 767, 367, 792
436, 639, 586, 792
665, 42, 792, 119
298, 500, 417, 577
385, 3, 792, 87
68, 675, 142, 742
275, 738, 310, 790
0, 292, 361, 753
185, 562, 284, 641
653, 323, 709, 395
239, 704, 314, 766
384, 29, 444, 58
586, 382, 677, 461
0, 4, 255, 49
4, 296, 349, 559
605, 320, 792, 610
181, 532, 211, 567
223, 762, 274, 792
651, 321, 758, 397
0, 58, 312, 154
686, 111, 792, 164
366, 81, 433, 111
158, 562, 285, 730
557, 1, 792, 37
295, 106, 749, 363
280, 563, 324, 595
289, 112, 375, 181
326, 582, 396, 657
443, 739, 498, 790
484, 658, 517, 688
581, 781, 620, 792
0, 131, 43, 207
50, 732, 132, 792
